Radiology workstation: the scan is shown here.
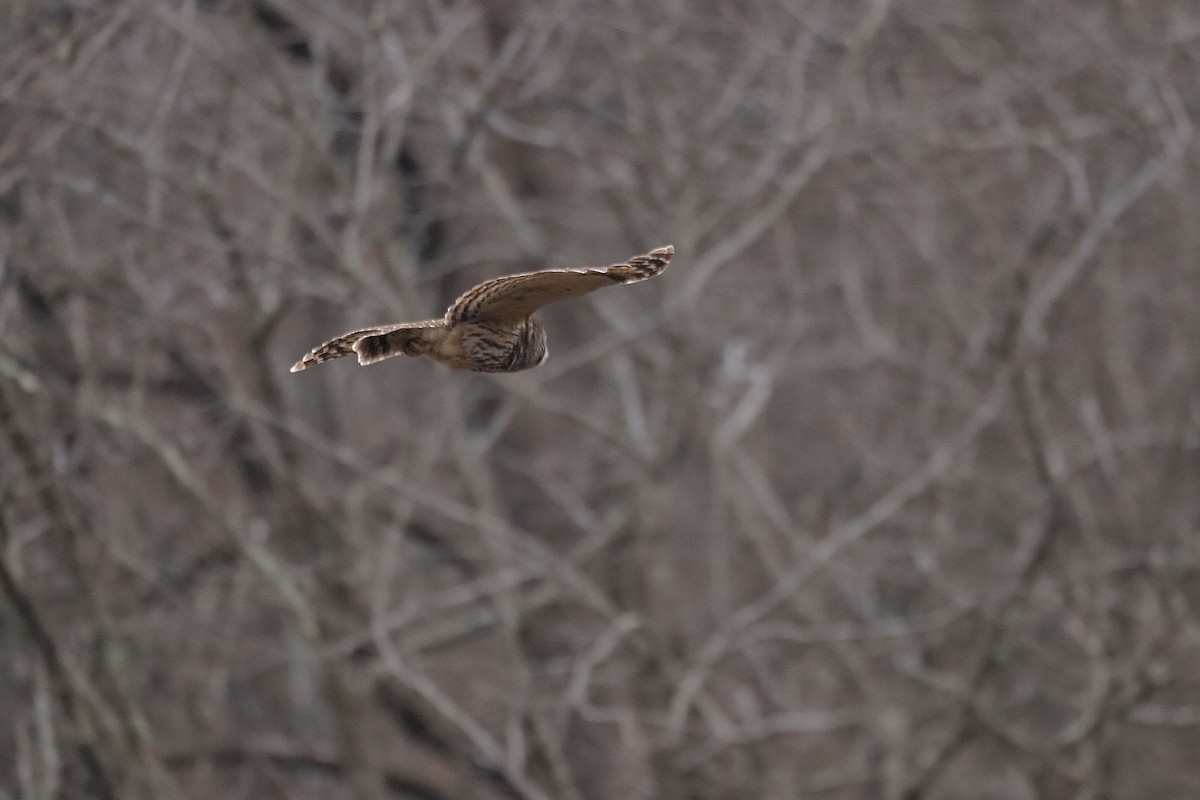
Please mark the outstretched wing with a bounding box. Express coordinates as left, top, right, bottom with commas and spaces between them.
290, 320, 443, 372
354, 321, 445, 366
445, 245, 673, 326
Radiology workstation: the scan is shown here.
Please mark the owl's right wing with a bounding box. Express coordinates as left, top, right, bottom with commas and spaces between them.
445, 246, 673, 326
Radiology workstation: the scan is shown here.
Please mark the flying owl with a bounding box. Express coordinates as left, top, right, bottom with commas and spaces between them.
290, 245, 673, 374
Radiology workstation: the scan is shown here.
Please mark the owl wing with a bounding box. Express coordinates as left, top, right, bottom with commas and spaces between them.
290, 320, 443, 371
445, 246, 673, 326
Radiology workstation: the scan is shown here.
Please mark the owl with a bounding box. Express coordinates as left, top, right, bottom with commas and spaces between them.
291, 246, 673, 374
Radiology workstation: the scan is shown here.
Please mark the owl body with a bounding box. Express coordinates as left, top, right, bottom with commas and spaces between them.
290, 245, 672, 374
430, 318, 547, 373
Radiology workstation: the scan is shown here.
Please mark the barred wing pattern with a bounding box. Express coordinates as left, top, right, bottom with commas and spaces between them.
446, 246, 674, 325
290, 321, 443, 372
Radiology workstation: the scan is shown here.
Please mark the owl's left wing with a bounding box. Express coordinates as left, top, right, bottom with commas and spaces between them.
290, 319, 443, 371
445, 246, 673, 326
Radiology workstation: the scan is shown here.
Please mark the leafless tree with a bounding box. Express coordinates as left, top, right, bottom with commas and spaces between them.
2, 1, 1199, 798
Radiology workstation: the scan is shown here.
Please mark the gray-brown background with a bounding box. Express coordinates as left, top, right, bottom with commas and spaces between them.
2, 1, 1199, 798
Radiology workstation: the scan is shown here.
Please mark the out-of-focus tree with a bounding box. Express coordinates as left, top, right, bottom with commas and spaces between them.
1, 1, 1198, 798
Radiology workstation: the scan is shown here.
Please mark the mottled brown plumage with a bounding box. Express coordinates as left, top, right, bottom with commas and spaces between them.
290, 245, 673, 374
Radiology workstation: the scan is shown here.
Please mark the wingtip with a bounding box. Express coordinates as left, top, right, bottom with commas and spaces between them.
289, 361, 306, 373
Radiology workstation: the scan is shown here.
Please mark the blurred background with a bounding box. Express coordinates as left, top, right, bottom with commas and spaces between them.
2, 1, 1199, 798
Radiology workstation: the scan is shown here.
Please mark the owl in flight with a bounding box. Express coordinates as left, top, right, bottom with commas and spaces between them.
291, 245, 673, 374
